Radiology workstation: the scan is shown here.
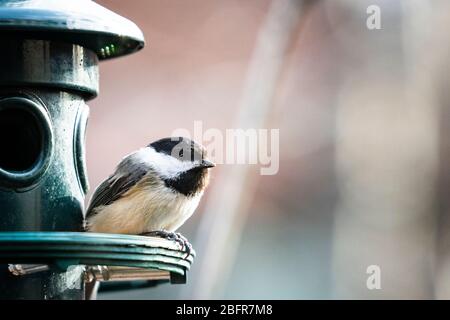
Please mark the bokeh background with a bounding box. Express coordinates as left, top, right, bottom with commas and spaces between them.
88, 0, 450, 299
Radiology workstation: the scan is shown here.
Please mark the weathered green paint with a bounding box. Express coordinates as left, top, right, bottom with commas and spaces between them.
0, 39, 95, 299
0, 42, 95, 230
0, 264, 85, 300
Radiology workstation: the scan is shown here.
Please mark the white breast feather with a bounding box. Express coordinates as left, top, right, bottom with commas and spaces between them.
86, 180, 203, 234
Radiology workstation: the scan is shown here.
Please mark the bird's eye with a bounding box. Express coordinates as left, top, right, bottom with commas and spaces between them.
179, 149, 184, 157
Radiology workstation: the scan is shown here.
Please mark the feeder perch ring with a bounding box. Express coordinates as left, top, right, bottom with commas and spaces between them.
0, 232, 195, 281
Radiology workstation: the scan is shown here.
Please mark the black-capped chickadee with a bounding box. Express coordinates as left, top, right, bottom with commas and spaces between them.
84, 137, 215, 252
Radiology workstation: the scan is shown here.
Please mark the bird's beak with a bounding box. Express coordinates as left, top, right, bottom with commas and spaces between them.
201, 159, 216, 168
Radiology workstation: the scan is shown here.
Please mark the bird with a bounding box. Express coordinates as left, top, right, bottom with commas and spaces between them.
84, 136, 215, 252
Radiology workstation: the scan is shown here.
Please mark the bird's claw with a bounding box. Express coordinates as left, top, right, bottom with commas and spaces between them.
140, 230, 192, 258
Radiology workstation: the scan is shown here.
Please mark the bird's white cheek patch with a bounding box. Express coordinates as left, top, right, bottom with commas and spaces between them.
136, 147, 199, 179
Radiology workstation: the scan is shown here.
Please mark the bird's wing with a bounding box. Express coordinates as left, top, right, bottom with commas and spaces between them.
85, 153, 150, 218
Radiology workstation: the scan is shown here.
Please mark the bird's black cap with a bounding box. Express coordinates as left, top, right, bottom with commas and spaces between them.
149, 137, 206, 162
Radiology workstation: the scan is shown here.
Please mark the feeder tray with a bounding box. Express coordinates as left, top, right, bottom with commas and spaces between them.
0, 232, 195, 284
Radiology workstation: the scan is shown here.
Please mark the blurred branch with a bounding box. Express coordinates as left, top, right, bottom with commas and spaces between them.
185, 0, 305, 299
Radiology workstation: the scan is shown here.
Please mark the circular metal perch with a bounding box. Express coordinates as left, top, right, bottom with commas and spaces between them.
0, 232, 195, 285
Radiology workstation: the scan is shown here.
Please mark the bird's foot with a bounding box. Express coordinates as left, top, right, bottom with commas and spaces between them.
140, 230, 192, 258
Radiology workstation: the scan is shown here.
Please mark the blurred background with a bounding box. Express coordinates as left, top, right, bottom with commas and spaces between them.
87, 0, 450, 299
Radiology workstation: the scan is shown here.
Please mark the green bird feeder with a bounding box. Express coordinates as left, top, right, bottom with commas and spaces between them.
0, 0, 194, 299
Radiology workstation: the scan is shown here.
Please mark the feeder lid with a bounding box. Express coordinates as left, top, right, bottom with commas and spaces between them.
0, 0, 145, 60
